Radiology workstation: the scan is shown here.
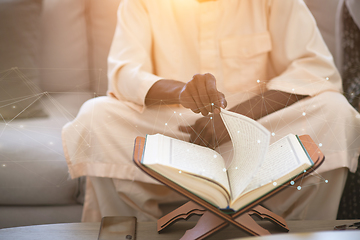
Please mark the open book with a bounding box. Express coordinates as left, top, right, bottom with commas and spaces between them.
142, 109, 314, 212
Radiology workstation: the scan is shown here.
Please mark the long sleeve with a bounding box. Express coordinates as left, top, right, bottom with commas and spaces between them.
266, 0, 342, 96
107, 0, 162, 112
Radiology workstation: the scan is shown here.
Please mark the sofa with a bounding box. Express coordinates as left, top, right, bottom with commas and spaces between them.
0, 0, 342, 229
0, 0, 122, 229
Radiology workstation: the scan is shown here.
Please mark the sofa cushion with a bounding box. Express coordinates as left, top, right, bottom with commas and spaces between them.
304, 0, 339, 59
0, 0, 47, 120
39, 0, 90, 92
0, 93, 92, 205
86, 0, 122, 96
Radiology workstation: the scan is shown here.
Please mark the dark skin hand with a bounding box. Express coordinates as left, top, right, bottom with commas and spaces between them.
145, 73, 307, 149
179, 90, 307, 148
145, 73, 227, 116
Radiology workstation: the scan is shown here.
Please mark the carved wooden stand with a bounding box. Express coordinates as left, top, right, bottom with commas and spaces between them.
133, 135, 324, 239
157, 201, 289, 239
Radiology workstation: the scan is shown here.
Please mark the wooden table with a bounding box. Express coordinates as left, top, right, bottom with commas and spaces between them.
238, 230, 360, 240
0, 220, 359, 240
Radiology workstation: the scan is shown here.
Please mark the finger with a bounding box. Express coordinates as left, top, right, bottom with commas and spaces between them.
180, 88, 202, 114
189, 79, 209, 116
191, 95, 204, 114
178, 125, 193, 134
179, 125, 199, 144
204, 74, 222, 113
188, 128, 200, 145
219, 92, 227, 108
189, 123, 206, 146
187, 80, 205, 114
212, 92, 227, 114
195, 76, 212, 115
201, 130, 214, 149
192, 118, 212, 147
201, 130, 214, 148
195, 115, 218, 149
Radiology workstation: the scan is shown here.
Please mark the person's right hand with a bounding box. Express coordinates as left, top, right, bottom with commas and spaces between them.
179, 73, 227, 116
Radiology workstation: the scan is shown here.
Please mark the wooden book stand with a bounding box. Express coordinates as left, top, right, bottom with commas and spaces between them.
133, 135, 324, 239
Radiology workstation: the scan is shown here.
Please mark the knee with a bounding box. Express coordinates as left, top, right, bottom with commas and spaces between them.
313, 91, 355, 117
75, 96, 121, 127
77, 97, 108, 119
75, 96, 140, 132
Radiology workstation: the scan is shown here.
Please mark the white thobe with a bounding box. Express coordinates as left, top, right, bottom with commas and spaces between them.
107, 0, 341, 112
62, 0, 360, 221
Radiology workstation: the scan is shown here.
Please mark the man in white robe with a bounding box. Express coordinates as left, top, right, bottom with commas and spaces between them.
62, 0, 360, 221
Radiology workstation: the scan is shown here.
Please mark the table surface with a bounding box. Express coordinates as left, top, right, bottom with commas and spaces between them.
0, 220, 359, 240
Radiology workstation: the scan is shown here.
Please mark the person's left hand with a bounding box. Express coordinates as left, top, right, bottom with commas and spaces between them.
178, 113, 230, 149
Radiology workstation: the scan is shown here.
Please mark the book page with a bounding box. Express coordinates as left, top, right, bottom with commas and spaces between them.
240, 134, 311, 196
143, 134, 231, 193
220, 110, 270, 201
